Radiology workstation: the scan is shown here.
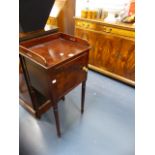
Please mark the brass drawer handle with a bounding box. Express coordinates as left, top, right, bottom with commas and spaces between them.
82, 66, 88, 72
106, 28, 112, 33
85, 24, 90, 28
103, 26, 106, 31
102, 26, 112, 33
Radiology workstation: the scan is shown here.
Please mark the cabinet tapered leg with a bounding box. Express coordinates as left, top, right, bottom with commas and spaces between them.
81, 81, 86, 114
53, 104, 61, 137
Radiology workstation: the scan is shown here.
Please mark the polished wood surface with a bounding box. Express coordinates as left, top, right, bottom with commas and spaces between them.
20, 33, 90, 137
74, 17, 135, 86
50, 53, 88, 101
20, 33, 89, 68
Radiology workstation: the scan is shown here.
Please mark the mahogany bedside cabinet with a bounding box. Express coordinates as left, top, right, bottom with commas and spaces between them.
19, 33, 90, 137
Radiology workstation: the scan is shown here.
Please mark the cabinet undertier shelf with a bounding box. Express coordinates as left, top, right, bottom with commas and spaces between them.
19, 70, 52, 117
74, 17, 135, 86
19, 89, 52, 117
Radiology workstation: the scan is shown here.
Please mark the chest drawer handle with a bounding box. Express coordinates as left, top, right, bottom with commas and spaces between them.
52, 79, 57, 84
82, 66, 88, 72
106, 28, 112, 33
85, 24, 90, 28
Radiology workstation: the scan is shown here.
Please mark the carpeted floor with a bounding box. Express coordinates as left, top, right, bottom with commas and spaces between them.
19, 70, 135, 155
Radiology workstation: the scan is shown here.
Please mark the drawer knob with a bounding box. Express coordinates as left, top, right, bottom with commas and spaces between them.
106, 28, 112, 33
86, 24, 89, 28
52, 79, 57, 84
82, 66, 88, 72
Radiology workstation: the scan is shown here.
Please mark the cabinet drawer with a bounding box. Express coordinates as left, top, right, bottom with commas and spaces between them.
76, 21, 96, 29
50, 53, 88, 100
110, 27, 134, 38
97, 25, 134, 38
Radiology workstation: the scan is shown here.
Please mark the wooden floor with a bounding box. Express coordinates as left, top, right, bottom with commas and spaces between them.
19, 70, 135, 155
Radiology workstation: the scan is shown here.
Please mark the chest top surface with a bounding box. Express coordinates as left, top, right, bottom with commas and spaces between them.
20, 33, 90, 69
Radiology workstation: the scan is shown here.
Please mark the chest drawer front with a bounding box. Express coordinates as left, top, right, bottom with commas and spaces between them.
50, 53, 88, 101
110, 27, 134, 38
75, 19, 135, 38
76, 20, 96, 29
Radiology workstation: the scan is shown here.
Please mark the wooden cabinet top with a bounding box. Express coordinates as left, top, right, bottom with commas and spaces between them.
74, 17, 135, 32
20, 33, 90, 69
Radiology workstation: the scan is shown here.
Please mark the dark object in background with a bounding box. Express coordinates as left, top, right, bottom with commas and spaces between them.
19, 0, 55, 32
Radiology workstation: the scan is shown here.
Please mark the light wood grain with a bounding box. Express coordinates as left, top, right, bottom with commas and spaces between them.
74, 18, 135, 85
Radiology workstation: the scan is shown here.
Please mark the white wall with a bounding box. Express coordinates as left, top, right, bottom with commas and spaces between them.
75, 0, 130, 17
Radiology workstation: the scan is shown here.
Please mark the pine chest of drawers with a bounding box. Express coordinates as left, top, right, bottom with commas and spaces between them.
75, 17, 135, 86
